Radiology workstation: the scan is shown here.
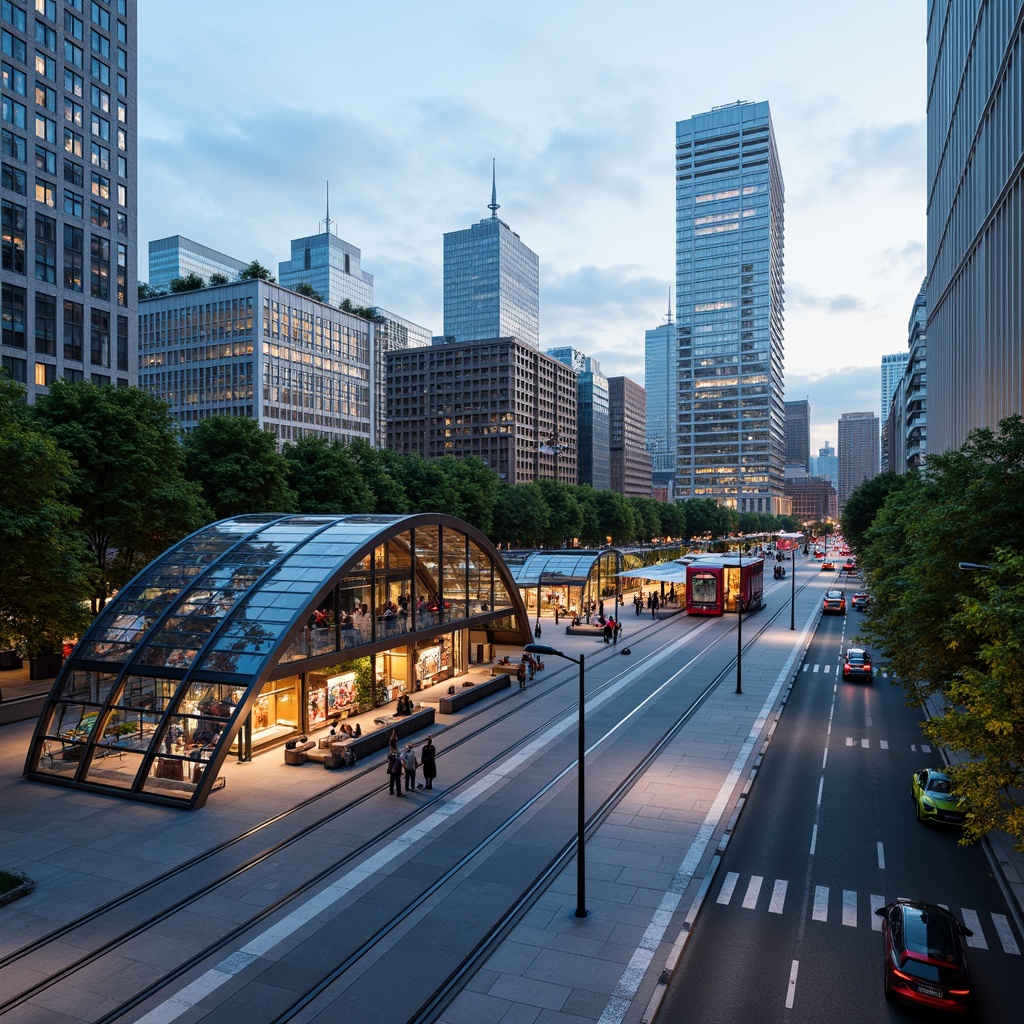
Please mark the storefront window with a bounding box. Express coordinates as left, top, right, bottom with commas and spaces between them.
441, 527, 468, 619
251, 675, 299, 740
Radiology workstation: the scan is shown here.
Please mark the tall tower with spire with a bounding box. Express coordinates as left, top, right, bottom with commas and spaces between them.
442, 163, 540, 348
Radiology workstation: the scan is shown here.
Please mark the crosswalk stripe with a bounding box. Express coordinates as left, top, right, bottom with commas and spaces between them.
769, 878, 787, 914
812, 885, 828, 922
922, 744, 931, 753
824, 665, 830, 673
743, 875, 762, 909
879, 740, 889, 750
813, 664, 820, 673
992, 914, 1021, 955
717, 871, 739, 905
846, 737, 853, 746
843, 890, 857, 927
961, 908, 987, 949
871, 894, 885, 930
803, 664, 809, 672
861, 738, 869, 748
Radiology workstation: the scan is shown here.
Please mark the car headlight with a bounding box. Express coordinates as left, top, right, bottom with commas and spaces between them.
921, 798, 936, 811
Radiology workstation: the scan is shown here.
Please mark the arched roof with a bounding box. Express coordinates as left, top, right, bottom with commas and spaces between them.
503, 549, 624, 588
25, 514, 529, 808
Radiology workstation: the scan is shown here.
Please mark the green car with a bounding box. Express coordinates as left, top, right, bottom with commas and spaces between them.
911, 768, 965, 826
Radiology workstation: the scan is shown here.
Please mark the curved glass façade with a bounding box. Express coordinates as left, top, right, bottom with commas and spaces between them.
24, 513, 529, 809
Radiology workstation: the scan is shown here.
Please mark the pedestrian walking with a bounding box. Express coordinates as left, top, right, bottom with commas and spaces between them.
420, 736, 437, 789
634, 595, 642, 617
613, 619, 621, 645
651, 592, 659, 618
386, 749, 404, 796
517, 659, 527, 689
402, 743, 418, 791
602, 620, 613, 644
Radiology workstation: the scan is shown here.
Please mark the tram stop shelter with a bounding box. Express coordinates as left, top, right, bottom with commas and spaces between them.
23, 513, 530, 809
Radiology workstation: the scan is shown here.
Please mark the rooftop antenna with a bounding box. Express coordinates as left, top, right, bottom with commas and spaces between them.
324, 182, 332, 235
488, 159, 500, 218
664, 288, 674, 325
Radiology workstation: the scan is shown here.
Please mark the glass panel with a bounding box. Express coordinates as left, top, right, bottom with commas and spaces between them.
468, 540, 493, 615
140, 751, 199, 798
413, 526, 440, 629
251, 676, 299, 742
441, 527, 468, 620
55, 668, 118, 702
81, 743, 145, 788
493, 572, 514, 610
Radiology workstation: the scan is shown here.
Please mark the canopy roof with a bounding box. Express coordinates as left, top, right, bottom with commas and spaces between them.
25, 513, 528, 808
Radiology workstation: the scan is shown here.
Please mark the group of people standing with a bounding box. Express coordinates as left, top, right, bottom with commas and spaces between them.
386, 733, 437, 795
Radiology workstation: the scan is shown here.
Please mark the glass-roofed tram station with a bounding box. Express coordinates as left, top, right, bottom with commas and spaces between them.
25, 514, 530, 808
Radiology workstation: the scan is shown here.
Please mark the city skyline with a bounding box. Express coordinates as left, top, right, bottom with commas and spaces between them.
137, 1, 926, 454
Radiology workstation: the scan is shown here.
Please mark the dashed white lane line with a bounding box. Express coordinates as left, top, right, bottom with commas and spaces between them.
785, 960, 799, 1009
877, 842, 885, 870
809, 824, 817, 856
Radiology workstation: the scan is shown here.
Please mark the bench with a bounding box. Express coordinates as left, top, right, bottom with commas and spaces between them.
438, 673, 511, 713
310, 706, 438, 767
564, 624, 604, 636
284, 739, 316, 765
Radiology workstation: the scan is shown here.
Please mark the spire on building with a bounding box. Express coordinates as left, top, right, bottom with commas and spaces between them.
322, 181, 332, 236
488, 159, 500, 218
665, 289, 674, 325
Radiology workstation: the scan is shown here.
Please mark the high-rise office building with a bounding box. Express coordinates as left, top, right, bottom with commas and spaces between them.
548, 347, 610, 490
904, 280, 927, 471
278, 226, 373, 308
674, 101, 786, 513
837, 412, 879, 511
644, 301, 676, 500
926, 1, 1024, 455
609, 375, 652, 498
139, 280, 374, 445
386, 337, 576, 485
442, 166, 539, 348
1, 0, 137, 399
785, 400, 811, 472
880, 351, 908, 472
147, 235, 247, 292
809, 441, 839, 491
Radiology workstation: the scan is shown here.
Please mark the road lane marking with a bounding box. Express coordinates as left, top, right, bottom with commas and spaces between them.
769, 879, 788, 914
846, 737, 853, 746
742, 875, 763, 909
717, 871, 739, 905
877, 842, 885, 869
785, 960, 799, 1009
843, 890, 857, 927
823, 665, 830, 673
813, 664, 820, 673
812, 885, 828, 921
816, 777, 824, 805
992, 914, 1021, 954
961, 908, 987, 948
879, 740, 888, 750
809, 824, 817, 855
871, 894, 885, 929
922, 744, 931, 753
861, 738, 869, 748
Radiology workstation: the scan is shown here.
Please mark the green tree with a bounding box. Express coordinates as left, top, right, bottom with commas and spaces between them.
590, 489, 636, 545
138, 282, 165, 299
658, 500, 688, 541
294, 282, 324, 302
445, 456, 499, 535
534, 479, 583, 547
209, 272, 229, 285
182, 416, 295, 519
345, 440, 409, 513
0, 378, 92, 653
169, 272, 206, 292
923, 549, 1024, 849
840, 472, 908, 554
492, 483, 549, 547
629, 497, 662, 544
282, 436, 375, 513
238, 259, 275, 282
31, 381, 209, 610
338, 298, 377, 319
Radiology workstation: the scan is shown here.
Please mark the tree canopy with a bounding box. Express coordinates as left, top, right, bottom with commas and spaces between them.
169, 272, 206, 292
238, 259, 275, 282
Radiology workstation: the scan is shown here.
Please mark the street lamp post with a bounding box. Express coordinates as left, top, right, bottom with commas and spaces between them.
525, 642, 588, 917
790, 543, 796, 630
736, 544, 743, 695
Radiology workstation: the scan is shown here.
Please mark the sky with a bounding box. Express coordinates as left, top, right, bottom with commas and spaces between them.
137, 0, 927, 455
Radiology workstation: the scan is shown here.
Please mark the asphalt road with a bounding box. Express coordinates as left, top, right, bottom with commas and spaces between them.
657, 597, 1022, 1023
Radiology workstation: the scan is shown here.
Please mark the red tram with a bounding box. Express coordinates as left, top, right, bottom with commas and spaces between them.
685, 557, 764, 616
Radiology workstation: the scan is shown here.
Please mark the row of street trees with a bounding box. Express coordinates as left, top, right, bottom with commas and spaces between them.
842, 415, 1024, 849
1, 378, 800, 661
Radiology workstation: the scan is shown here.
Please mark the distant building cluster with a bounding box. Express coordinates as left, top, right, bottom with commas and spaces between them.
4, 3, 1020, 525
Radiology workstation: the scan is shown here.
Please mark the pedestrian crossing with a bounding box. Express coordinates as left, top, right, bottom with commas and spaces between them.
713, 871, 1021, 955
802, 663, 892, 678
841, 737, 925, 751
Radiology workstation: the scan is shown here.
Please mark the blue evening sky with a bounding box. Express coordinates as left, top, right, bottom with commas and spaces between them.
138, 0, 926, 454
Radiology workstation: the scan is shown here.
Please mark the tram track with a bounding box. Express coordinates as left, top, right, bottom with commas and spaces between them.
0, 572, 817, 1023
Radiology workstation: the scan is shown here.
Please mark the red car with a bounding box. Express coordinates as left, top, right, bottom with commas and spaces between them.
876, 900, 972, 1013
841, 561, 857, 573
842, 648, 872, 681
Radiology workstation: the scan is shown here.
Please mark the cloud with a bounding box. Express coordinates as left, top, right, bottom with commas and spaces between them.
786, 284, 868, 314
788, 364, 883, 450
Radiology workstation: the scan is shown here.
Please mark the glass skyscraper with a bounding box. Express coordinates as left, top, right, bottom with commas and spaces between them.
279, 229, 374, 309
674, 100, 786, 514
442, 170, 539, 348
548, 346, 610, 489
644, 317, 676, 478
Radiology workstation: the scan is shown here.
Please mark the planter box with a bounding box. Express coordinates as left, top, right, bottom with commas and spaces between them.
29, 653, 63, 680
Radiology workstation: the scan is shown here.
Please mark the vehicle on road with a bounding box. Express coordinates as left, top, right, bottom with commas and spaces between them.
822, 589, 846, 615
912, 768, 966, 827
852, 591, 870, 610
876, 899, 972, 1013
842, 647, 872, 681
842, 560, 857, 573
821, 560, 836, 571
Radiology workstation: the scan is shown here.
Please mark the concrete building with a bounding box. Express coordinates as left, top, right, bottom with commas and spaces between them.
442, 166, 539, 349
278, 227, 373, 309
904, 280, 928, 471
1, 0, 137, 398
926, 1, 1024, 455
785, 399, 810, 472
837, 412, 879, 511
548, 347, 609, 490
674, 101, 786, 513
139, 280, 374, 445
783, 477, 838, 524
386, 337, 576, 485
608, 375, 652, 498
147, 236, 247, 292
